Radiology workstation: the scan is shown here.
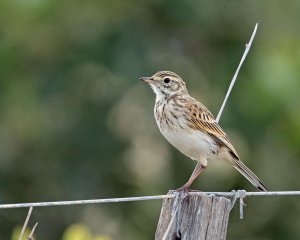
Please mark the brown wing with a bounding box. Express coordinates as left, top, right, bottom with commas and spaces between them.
182, 98, 268, 191
185, 98, 239, 159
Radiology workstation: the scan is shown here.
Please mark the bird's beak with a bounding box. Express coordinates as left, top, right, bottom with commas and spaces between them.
139, 76, 156, 84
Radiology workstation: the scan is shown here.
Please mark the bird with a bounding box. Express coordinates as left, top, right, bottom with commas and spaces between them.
140, 70, 268, 192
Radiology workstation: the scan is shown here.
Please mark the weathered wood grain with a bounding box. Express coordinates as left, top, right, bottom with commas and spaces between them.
155, 191, 231, 240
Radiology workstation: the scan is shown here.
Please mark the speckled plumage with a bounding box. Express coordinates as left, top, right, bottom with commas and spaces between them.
140, 71, 267, 191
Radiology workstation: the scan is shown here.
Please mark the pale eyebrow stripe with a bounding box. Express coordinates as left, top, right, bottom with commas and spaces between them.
158, 71, 180, 78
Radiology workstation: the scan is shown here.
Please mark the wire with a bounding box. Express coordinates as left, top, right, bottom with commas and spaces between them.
0, 191, 299, 209
0, 195, 171, 209
216, 23, 258, 122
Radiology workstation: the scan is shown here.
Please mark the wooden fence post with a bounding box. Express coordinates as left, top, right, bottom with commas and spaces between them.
155, 191, 232, 240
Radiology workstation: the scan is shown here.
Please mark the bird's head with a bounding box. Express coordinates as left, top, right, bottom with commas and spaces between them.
140, 71, 188, 98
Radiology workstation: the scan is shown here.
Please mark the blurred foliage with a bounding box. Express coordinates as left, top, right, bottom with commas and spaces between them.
11, 225, 32, 240
0, 0, 299, 239
62, 224, 112, 240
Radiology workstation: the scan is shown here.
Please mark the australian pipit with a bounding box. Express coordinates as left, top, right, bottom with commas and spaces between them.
140, 71, 267, 192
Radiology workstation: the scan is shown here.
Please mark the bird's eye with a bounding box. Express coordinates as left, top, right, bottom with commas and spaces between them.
164, 78, 170, 83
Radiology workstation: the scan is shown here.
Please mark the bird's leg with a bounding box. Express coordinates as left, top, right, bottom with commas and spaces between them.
176, 162, 206, 192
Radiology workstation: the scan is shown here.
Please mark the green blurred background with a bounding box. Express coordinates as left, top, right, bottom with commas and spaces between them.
0, 0, 299, 239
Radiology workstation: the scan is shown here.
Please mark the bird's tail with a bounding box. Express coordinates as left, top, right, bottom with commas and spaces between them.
233, 160, 268, 192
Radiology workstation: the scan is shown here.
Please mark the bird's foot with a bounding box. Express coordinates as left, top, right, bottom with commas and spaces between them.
172, 186, 191, 198
176, 186, 192, 193
175, 184, 201, 195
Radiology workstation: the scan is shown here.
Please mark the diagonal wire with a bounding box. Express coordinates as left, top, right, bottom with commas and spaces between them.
216, 23, 258, 122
